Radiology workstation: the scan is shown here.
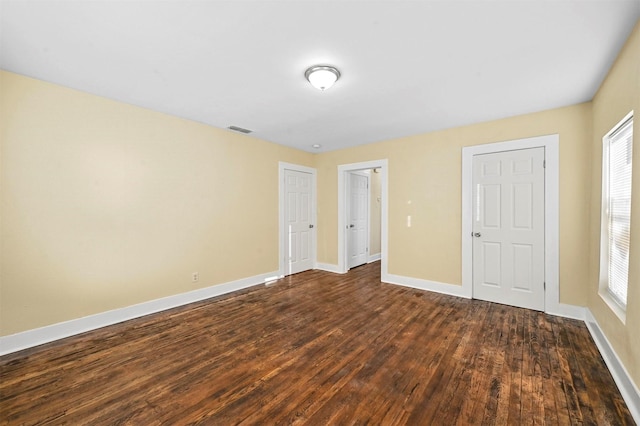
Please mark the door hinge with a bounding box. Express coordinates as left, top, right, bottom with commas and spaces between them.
544, 282, 546, 290
543, 160, 546, 168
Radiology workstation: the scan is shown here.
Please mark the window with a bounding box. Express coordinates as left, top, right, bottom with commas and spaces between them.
600, 112, 633, 316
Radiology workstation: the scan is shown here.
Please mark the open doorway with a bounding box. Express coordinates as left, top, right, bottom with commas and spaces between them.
346, 169, 382, 269
338, 160, 388, 275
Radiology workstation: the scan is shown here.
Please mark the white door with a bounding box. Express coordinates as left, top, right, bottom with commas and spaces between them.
472, 147, 545, 311
285, 169, 314, 275
348, 172, 369, 269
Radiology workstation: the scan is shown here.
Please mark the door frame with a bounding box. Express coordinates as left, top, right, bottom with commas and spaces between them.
279, 162, 317, 277
347, 171, 371, 269
462, 134, 575, 317
338, 159, 388, 275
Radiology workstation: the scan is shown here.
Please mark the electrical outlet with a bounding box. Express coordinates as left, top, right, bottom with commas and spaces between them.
192, 272, 199, 283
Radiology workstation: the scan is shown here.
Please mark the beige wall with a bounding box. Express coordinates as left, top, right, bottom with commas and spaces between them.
370, 169, 382, 256
589, 21, 640, 387
0, 71, 313, 335
315, 103, 592, 307
3, 70, 590, 335
0, 71, 598, 338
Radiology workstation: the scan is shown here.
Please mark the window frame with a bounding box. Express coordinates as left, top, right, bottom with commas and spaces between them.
599, 111, 634, 324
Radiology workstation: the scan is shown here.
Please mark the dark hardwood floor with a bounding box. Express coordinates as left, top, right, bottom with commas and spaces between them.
0, 262, 633, 425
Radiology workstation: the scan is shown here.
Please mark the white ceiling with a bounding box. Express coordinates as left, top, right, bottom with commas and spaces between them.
1, 1, 639, 152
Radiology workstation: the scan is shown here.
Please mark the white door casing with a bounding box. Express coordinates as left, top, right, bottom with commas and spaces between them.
279, 163, 316, 277
348, 172, 369, 269
462, 135, 578, 318
472, 147, 545, 311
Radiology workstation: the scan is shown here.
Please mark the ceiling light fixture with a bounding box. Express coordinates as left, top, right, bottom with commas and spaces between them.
305, 65, 340, 91
312, 144, 322, 149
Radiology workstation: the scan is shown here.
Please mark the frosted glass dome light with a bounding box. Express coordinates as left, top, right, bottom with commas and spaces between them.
305, 65, 340, 91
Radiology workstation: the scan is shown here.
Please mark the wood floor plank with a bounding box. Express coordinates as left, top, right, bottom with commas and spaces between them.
427, 299, 489, 425
366, 295, 462, 424
541, 314, 572, 425
522, 310, 545, 425
553, 317, 587, 424
0, 262, 633, 425
564, 318, 635, 425
505, 307, 525, 425
403, 298, 473, 424
479, 304, 512, 426
456, 301, 498, 425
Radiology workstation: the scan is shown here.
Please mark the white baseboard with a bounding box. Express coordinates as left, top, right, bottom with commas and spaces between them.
0, 270, 278, 356
584, 309, 640, 423
315, 263, 343, 274
368, 253, 381, 263
545, 303, 586, 320
382, 273, 470, 298
384, 272, 586, 320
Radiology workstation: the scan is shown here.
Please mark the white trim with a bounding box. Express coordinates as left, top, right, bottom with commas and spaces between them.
314, 263, 343, 274
382, 275, 585, 319
278, 162, 317, 277
0, 270, 278, 356
545, 304, 585, 321
338, 159, 389, 277
598, 110, 633, 324
368, 253, 381, 263
585, 309, 640, 423
366, 170, 372, 265
384, 274, 469, 298
462, 134, 560, 313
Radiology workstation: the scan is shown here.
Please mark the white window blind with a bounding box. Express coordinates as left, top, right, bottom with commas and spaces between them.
605, 116, 633, 308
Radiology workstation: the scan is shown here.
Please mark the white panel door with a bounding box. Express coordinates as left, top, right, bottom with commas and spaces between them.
472, 147, 545, 311
285, 169, 314, 275
348, 172, 369, 269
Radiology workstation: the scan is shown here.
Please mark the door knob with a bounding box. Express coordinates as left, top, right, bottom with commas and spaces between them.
309, 224, 314, 229
349, 224, 355, 228
473, 232, 482, 237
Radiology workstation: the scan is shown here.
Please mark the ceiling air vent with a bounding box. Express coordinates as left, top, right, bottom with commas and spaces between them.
227, 125, 252, 134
